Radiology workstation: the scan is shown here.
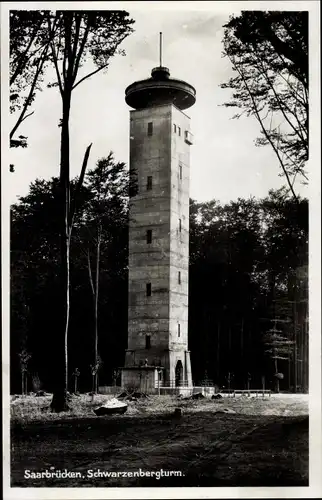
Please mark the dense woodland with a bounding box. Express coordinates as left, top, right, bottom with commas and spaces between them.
10, 155, 308, 394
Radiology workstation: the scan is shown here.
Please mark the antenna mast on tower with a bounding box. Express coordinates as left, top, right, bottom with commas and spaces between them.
159, 32, 163, 67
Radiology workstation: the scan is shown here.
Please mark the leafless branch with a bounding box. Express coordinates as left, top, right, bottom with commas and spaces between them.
19, 110, 35, 124
229, 54, 299, 202
87, 248, 95, 297
256, 57, 307, 150
10, 44, 49, 140
68, 143, 93, 236
277, 53, 308, 109
72, 64, 108, 91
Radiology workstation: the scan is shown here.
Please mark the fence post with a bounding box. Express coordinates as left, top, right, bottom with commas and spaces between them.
247, 373, 251, 397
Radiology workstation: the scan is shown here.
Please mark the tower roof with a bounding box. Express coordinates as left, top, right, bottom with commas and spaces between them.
125, 66, 196, 111
125, 33, 196, 111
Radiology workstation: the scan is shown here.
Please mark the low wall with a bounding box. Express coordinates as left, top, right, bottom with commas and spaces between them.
98, 386, 120, 395
98, 385, 217, 397
193, 386, 217, 397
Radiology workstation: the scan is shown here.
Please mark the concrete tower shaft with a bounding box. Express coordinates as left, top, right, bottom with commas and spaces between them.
121, 37, 196, 391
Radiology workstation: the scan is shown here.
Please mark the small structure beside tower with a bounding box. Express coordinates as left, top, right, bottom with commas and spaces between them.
121, 34, 196, 393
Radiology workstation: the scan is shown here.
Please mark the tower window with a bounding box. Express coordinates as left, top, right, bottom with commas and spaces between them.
146, 335, 151, 349
178, 126, 181, 137
178, 324, 181, 337
178, 271, 181, 284
147, 176, 152, 190
185, 130, 193, 145
173, 124, 177, 133
147, 229, 152, 244
146, 283, 152, 296
147, 122, 153, 136
179, 218, 182, 232
179, 162, 183, 180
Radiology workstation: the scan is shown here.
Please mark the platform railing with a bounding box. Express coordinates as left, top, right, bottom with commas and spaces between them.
155, 380, 191, 389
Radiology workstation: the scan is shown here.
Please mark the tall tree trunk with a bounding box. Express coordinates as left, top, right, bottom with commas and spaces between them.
51, 88, 72, 412
216, 322, 220, 383
94, 227, 101, 393
228, 325, 232, 366
293, 303, 298, 393
299, 319, 303, 391
274, 356, 280, 393
288, 349, 291, 391
240, 317, 244, 362
304, 315, 309, 392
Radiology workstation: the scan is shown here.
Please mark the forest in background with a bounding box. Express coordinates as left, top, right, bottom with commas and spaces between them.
10, 155, 308, 395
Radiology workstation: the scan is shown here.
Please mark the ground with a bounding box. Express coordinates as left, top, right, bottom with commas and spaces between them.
10, 393, 308, 487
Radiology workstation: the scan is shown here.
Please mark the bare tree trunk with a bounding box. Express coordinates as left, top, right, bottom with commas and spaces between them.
293, 343, 298, 393
301, 314, 306, 392
216, 322, 220, 382
262, 375, 265, 396
240, 318, 244, 361
305, 315, 309, 392
94, 226, 102, 394
288, 350, 291, 391
293, 305, 298, 393
51, 88, 72, 412
274, 357, 280, 393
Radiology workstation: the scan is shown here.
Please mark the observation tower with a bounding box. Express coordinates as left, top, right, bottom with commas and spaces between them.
121, 34, 196, 392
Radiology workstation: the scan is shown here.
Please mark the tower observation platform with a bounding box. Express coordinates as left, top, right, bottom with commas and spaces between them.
125, 65, 196, 111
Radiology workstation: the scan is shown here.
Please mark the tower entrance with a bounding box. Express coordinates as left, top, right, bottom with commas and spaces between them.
175, 360, 183, 387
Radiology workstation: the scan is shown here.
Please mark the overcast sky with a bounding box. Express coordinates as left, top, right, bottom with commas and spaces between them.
8, 6, 308, 205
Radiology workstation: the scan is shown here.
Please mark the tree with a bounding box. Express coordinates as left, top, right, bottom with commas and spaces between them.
78, 153, 130, 394
10, 173, 129, 394
10, 177, 88, 393
188, 191, 308, 389
189, 196, 266, 386
18, 349, 31, 395
220, 11, 308, 198
10, 11, 58, 148
41, 10, 134, 411
259, 188, 308, 391
10, 9, 134, 410
263, 319, 294, 392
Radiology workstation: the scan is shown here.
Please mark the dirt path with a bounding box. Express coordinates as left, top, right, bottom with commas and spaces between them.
11, 411, 308, 487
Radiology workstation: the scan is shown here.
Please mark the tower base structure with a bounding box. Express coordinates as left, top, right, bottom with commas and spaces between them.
121, 349, 192, 393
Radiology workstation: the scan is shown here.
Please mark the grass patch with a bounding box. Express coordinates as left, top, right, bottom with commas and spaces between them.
10, 394, 308, 487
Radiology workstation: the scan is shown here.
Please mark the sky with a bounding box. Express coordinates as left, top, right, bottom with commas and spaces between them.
7, 6, 309, 205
